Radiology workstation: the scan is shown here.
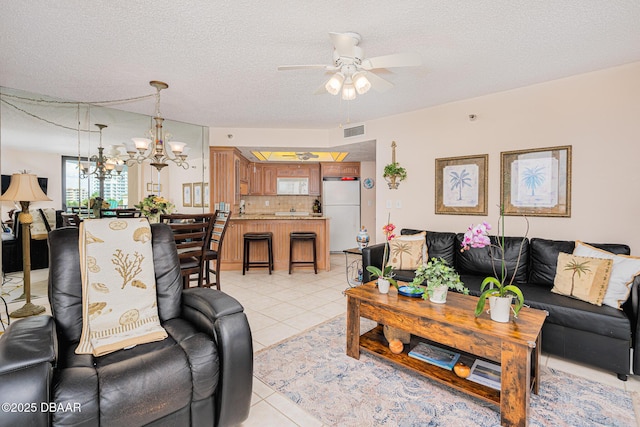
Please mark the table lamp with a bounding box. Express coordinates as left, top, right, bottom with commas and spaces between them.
0, 173, 51, 317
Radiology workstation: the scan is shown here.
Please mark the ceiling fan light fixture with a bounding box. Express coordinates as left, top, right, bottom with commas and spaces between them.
353, 72, 371, 95
325, 72, 345, 95
342, 83, 356, 100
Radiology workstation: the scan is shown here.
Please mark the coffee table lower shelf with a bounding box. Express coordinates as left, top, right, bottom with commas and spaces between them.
360, 325, 502, 405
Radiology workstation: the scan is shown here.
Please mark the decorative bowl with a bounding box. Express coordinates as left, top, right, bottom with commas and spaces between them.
398, 285, 424, 298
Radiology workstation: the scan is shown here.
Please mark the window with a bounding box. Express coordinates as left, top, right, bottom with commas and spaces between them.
61, 156, 129, 211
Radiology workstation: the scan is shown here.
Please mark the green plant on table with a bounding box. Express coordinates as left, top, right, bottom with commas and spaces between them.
411, 257, 469, 299
461, 206, 528, 317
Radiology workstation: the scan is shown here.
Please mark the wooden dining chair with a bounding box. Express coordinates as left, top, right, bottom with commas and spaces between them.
160, 213, 215, 289
61, 212, 82, 227
202, 210, 232, 289
115, 209, 142, 218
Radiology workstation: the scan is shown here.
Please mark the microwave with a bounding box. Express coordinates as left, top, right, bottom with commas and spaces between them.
276, 177, 309, 195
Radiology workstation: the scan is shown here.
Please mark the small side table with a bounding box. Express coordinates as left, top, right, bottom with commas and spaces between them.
343, 247, 363, 288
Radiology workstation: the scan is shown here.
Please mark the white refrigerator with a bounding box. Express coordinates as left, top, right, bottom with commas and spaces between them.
323, 178, 361, 252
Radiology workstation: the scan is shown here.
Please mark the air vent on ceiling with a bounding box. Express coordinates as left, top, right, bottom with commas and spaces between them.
343, 124, 365, 139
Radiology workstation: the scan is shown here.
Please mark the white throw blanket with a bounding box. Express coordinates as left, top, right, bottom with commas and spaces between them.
76, 218, 167, 356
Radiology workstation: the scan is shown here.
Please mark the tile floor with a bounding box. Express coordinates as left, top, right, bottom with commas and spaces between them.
2, 254, 639, 426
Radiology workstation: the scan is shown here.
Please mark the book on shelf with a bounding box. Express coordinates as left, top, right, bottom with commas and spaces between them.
408, 342, 460, 370
467, 359, 501, 390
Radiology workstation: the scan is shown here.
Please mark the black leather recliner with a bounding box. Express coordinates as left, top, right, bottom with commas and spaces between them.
0, 223, 253, 426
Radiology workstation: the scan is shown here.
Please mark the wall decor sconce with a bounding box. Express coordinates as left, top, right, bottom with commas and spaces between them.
383, 141, 407, 190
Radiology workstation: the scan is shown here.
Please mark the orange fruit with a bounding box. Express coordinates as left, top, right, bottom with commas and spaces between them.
388, 339, 404, 354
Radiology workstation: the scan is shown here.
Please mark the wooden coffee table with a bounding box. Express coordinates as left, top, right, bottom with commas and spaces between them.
345, 282, 547, 427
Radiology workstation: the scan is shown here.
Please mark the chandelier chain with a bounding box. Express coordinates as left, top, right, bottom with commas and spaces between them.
0, 92, 155, 105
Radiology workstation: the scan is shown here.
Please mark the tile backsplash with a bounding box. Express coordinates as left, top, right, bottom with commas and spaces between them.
241, 195, 320, 214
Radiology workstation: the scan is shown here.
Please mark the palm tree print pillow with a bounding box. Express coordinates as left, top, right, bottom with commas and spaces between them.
551, 253, 612, 305
387, 232, 427, 271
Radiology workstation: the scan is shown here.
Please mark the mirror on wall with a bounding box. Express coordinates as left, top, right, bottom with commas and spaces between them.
0, 86, 208, 221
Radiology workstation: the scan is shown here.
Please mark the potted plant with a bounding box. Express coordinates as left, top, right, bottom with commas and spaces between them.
383, 162, 407, 190
135, 195, 175, 223
411, 257, 469, 303
461, 207, 527, 322
365, 216, 397, 293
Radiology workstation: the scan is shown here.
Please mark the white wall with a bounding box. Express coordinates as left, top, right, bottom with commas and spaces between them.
209, 127, 330, 148
208, 63, 639, 253
360, 161, 376, 242
339, 62, 640, 253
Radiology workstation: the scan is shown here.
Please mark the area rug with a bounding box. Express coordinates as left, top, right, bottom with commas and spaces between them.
0, 280, 46, 303
254, 315, 637, 427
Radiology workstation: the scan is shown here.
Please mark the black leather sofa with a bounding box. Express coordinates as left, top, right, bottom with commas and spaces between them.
2, 209, 63, 273
362, 229, 640, 381
0, 224, 253, 426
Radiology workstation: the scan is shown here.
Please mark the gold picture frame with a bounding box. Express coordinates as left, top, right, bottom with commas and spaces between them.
501, 145, 572, 217
435, 154, 488, 215
193, 182, 203, 208
182, 183, 192, 207
146, 182, 161, 192
203, 182, 209, 207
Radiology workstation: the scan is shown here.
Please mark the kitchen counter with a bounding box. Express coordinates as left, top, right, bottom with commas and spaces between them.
233, 213, 327, 220
220, 215, 330, 271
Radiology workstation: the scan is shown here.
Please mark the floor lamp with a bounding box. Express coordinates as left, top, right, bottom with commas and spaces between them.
0, 173, 51, 318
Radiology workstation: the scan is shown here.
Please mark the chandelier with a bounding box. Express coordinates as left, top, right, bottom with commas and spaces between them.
124, 81, 189, 172
80, 124, 125, 198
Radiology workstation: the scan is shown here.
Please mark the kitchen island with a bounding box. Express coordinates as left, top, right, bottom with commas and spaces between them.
220, 214, 331, 272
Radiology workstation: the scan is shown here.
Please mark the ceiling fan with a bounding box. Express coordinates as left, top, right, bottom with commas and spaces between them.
282, 152, 321, 161
277, 32, 421, 100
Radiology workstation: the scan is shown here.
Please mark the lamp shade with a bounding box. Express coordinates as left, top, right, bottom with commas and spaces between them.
0, 173, 51, 202
341, 83, 356, 101
132, 137, 152, 150
168, 141, 186, 153
325, 73, 345, 96
353, 72, 371, 95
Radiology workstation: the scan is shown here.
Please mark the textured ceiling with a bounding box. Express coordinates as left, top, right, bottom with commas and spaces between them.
1, 1, 640, 136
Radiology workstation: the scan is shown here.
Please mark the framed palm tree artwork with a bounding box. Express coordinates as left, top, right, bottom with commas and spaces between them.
501, 145, 572, 217
435, 154, 488, 215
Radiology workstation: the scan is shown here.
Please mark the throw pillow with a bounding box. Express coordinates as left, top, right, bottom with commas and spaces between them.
387, 231, 427, 270
574, 241, 640, 309
76, 218, 167, 356
551, 253, 613, 305
30, 207, 56, 240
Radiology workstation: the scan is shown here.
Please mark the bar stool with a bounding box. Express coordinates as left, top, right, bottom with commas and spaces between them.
289, 231, 317, 274
243, 232, 273, 274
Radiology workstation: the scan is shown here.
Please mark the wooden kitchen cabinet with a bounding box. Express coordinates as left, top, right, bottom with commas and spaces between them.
277, 164, 310, 177
308, 163, 320, 196
221, 221, 243, 264
249, 163, 264, 195
262, 165, 278, 195
321, 162, 360, 178
239, 156, 250, 183
220, 217, 330, 272
210, 147, 238, 210
238, 155, 249, 196
210, 146, 251, 210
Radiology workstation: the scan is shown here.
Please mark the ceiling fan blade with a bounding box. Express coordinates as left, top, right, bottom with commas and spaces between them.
277, 64, 333, 71
329, 32, 358, 57
365, 72, 394, 93
360, 52, 421, 70
313, 82, 329, 95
